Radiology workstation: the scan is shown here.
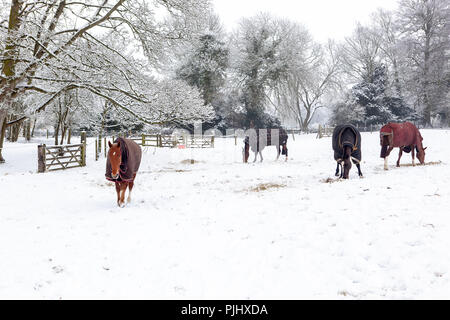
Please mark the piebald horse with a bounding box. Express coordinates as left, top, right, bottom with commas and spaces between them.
106, 137, 142, 207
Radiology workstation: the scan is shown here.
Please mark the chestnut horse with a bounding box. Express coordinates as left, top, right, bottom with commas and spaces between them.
106, 137, 142, 207
243, 128, 288, 163
380, 122, 426, 170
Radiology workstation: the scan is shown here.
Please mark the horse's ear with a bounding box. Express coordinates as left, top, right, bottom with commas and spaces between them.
108, 141, 112, 148
117, 141, 120, 148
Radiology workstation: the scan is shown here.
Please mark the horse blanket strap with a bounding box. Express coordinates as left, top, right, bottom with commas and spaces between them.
105, 137, 142, 182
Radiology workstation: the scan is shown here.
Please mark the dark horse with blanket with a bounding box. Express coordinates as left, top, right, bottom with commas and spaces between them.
380, 121, 426, 170
332, 124, 363, 179
106, 137, 142, 207
243, 128, 288, 163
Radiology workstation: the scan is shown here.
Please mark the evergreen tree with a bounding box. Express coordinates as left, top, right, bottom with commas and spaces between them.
333, 64, 418, 126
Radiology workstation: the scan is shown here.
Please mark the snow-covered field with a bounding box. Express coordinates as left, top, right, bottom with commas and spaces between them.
0, 130, 449, 299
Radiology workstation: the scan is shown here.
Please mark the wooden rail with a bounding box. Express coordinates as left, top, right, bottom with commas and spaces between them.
185, 136, 214, 148
130, 134, 215, 148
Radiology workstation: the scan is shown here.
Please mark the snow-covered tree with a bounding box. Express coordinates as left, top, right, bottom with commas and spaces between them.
396, 0, 450, 126
273, 35, 342, 131
0, 0, 211, 163
230, 13, 292, 128
332, 64, 419, 126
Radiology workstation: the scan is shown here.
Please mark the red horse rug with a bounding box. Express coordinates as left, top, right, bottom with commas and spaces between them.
380, 122, 426, 169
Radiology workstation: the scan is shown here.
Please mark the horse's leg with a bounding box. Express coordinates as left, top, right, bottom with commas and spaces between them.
119, 183, 127, 207
115, 182, 121, 207
335, 162, 340, 176
356, 163, 363, 177
411, 145, 416, 166
253, 151, 257, 163
259, 151, 263, 162
396, 147, 403, 167
276, 144, 280, 160
384, 146, 394, 170
128, 180, 134, 203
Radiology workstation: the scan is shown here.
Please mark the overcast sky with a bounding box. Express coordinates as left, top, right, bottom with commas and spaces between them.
212, 0, 399, 42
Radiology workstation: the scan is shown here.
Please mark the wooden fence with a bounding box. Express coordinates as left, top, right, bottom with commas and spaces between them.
131, 134, 214, 148
185, 136, 214, 148
38, 132, 86, 172
316, 125, 334, 139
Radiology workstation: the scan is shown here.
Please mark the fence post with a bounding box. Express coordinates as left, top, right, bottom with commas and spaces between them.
46, 129, 48, 139
211, 136, 215, 148
81, 131, 86, 167
142, 133, 145, 146
234, 134, 237, 146
158, 134, 162, 147
38, 144, 46, 173
104, 137, 106, 157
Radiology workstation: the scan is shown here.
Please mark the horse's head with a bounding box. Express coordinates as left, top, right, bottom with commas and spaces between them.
380, 133, 392, 158
108, 141, 122, 179
342, 146, 352, 179
417, 146, 427, 164
242, 142, 250, 163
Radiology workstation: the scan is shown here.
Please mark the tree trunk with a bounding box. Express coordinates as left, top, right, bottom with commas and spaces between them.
423, 9, 433, 127
0, 110, 7, 163
60, 125, 67, 145
26, 119, 31, 141
10, 121, 21, 142
54, 122, 60, 146
31, 118, 37, 137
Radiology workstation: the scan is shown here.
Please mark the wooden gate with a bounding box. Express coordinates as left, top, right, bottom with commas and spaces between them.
316, 125, 334, 139
185, 136, 215, 148
38, 132, 86, 172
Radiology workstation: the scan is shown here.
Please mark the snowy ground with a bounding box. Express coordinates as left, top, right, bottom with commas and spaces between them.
0, 130, 449, 299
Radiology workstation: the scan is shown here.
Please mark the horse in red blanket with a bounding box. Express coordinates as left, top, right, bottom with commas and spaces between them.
106, 138, 142, 207
380, 122, 426, 170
